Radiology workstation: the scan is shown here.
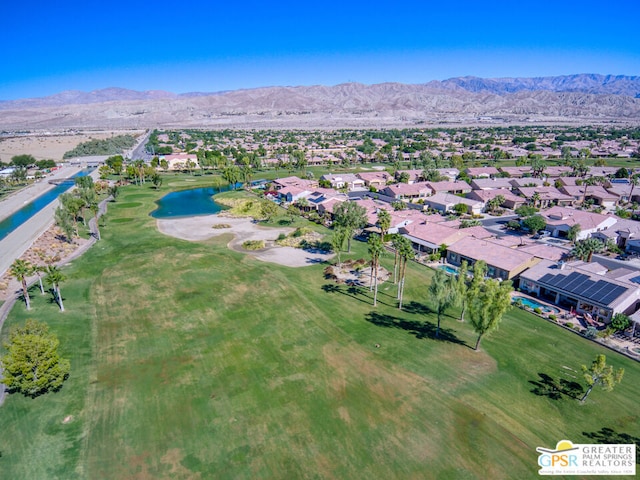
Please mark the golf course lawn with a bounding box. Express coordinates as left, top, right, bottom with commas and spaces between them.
1, 178, 638, 479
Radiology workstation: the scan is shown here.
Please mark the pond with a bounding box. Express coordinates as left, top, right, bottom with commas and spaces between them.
150, 186, 237, 218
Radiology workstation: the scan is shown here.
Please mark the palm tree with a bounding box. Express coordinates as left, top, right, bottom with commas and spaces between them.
391, 235, 403, 284
376, 209, 391, 239
368, 234, 385, 306
531, 191, 541, 208
581, 176, 605, 206
45, 265, 66, 312
628, 174, 639, 204
32, 263, 46, 295
10, 259, 33, 310
396, 236, 415, 310
572, 238, 605, 263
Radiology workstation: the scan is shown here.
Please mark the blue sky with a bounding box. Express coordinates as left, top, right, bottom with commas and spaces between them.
2, 0, 639, 100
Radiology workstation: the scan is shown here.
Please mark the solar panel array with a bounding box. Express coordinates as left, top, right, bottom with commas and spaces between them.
538, 271, 629, 306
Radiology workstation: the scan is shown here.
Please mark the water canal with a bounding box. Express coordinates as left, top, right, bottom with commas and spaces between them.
0, 170, 92, 241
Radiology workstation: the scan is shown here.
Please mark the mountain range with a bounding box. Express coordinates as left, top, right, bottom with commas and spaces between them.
1, 74, 639, 129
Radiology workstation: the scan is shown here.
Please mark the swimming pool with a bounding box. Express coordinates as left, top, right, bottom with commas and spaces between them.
512, 296, 560, 314
439, 265, 458, 275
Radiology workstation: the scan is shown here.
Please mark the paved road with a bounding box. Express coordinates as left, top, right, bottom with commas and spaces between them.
128, 130, 152, 162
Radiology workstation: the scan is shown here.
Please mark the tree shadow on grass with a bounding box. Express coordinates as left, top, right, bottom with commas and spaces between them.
402, 301, 431, 316
322, 283, 370, 305
529, 372, 584, 400
321, 283, 394, 307
582, 428, 640, 464
365, 311, 466, 346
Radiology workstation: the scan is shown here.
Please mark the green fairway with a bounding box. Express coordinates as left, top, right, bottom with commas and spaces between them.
1, 177, 639, 479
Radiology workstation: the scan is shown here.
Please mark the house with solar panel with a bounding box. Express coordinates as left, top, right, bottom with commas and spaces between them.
518, 259, 640, 323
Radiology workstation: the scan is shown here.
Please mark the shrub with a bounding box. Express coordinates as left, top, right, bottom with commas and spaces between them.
242, 240, 265, 250
565, 322, 574, 328
324, 266, 336, 279
533, 307, 543, 315
584, 326, 598, 339
277, 233, 286, 241
548, 314, 557, 321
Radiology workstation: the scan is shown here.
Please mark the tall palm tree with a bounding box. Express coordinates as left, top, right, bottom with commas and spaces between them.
581, 176, 605, 206
10, 259, 33, 310
391, 235, 403, 284
628, 174, 639, 204
396, 236, 415, 310
368, 234, 385, 307
32, 263, 46, 295
531, 191, 541, 208
45, 265, 66, 312
376, 209, 391, 239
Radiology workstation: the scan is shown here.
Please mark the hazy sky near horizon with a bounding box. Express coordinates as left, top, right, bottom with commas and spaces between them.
2, 0, 639, 100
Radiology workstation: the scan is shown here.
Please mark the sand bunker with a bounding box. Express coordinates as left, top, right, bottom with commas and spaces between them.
157, 215, 335, 268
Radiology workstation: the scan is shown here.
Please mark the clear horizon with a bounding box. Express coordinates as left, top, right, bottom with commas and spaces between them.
2, 0, 639, 101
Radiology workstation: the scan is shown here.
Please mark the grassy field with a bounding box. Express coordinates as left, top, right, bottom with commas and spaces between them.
1, 176, 639, 479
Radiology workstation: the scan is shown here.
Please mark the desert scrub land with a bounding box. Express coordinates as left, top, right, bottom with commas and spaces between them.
0, 178, 638, 479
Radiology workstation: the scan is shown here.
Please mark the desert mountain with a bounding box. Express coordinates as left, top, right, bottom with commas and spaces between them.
1, 74, 639, 129
433, 74, 640, 97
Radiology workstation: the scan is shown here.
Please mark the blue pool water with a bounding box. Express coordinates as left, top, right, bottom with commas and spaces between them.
0, 169, 92, 241
439, 265, 458, 275
512, 296, 560, 314
150, 186, 234, 218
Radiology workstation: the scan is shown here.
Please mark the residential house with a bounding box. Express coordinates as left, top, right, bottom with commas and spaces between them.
591, 218, 640, 252
305, 189, 349, 212
446, 236, 541, 280
395, 169, 423, 184
272, 176, 318, 190
319, 173, 366, 190
499, 166, 532, 178
380, 182, 433, 201
519, 260, 640, 323
515, 187, 574, 208
544, 166, 573, 177
470, 178, 513, 190
424, 192, 483, 215
606, 184, 640, 204
399, 221, 492, 254
160, 153, 199, 171
539, 206, 617, 240
465, 166, 500, 178
278, 185, 312, 203
588, 166, 619, 177
317, 197, 347, 218
436, 168, 460, 181
509, 177, 545, 189
466, 189, 526, 211
356, 171, 392, 188
426, 180, 472, 195
559, 185, 619, 207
